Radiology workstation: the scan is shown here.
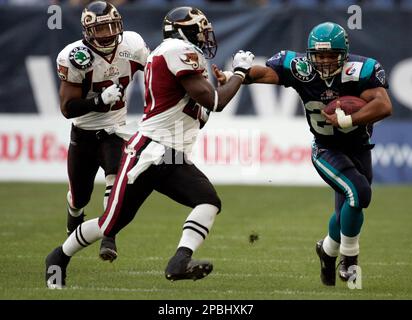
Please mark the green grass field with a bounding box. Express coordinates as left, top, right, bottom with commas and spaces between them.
1, 183, 411, 300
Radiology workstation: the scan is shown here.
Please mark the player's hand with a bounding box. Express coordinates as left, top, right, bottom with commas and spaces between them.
100, 83, 122, 106
322, 101, 353, 128
321, 109, 338, 127
322, 100, 340, 127
232, 50, 255, 79
212, 64, 230, 86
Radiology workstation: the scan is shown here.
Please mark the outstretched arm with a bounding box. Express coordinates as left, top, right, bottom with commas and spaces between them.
213, 64, 280, 86
247, 65, 280, 84
180, 72, 244, 112
180, 50, 255, 112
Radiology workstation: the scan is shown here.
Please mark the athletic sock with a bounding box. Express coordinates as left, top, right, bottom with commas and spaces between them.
340, 201, 364, 237
62, 218, 103, 256
340, 233, 360, 257
323, 234, 340, 257
103, 175, 115, 210
340, 201, 363, 256
177, 204, 218, 252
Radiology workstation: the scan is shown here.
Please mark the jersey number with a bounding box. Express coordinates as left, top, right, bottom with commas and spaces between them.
305, 101, 357, 135
92, 76, 130, 111
143, 61, 201, 119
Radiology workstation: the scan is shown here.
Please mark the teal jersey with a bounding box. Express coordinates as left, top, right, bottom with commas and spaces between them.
266, 50, 388, 150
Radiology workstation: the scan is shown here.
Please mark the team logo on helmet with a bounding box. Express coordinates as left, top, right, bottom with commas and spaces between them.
291, 57, 316, 82
69, 46, 94, 70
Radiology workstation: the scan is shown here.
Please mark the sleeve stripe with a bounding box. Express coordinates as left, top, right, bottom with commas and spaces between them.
283, 51, 296, 70
360, 58, 376, 80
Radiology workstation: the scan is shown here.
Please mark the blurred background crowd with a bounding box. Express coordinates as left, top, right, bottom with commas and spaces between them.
1, 0, 412, 9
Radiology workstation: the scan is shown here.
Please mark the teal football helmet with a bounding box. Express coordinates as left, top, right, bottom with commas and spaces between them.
307, 22, 349, 79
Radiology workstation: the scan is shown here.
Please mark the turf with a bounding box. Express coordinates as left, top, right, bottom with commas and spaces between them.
0, 183, 411, 300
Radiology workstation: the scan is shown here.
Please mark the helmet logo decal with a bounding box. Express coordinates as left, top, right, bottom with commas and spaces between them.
69, 46, 94, 70
291, 57, 316, 82
179, 52, 199, 69
314, 42, 332, 50
96, 14, 112, 23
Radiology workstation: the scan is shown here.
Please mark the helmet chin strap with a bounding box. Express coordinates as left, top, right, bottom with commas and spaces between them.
318, 66, 342, 81
92, 33, 122, 55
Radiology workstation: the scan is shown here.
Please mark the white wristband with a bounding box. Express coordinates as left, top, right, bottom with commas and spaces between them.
222, 71, 233, 82
335, 108, 353, 129
234, 70, 246, 79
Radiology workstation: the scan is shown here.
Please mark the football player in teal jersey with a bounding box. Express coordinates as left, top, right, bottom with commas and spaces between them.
216, 22, 392, 286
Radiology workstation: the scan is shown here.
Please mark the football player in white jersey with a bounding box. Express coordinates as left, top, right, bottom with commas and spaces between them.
55, 1, 149, 262
45, 6, 254, 288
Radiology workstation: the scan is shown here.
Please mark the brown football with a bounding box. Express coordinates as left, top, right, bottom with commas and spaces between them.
324, 96, 367, 115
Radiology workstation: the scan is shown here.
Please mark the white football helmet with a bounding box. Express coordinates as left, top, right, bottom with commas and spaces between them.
81, 1, 123, 55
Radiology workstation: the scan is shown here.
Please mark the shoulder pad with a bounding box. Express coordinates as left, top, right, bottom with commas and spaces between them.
119, 31, 150, 63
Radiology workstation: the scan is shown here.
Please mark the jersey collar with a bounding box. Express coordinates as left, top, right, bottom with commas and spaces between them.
82, 39, 118, 64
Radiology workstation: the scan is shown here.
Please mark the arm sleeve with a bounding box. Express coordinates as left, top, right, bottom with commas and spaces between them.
265, 50, 295, 87
56, 48, 84, 85
359, 59, 389, 91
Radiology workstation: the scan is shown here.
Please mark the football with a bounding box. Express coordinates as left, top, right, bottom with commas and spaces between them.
324, 96, 367, 115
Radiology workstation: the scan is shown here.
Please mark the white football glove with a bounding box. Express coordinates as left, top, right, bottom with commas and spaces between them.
100, 83, 122, 106
232, 50, 255, 79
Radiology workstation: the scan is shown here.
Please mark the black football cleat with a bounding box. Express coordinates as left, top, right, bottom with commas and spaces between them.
45, 246, 71, 289
316, 240, 337, 286
338, 254, 358, 282
66, 210, 85, 236
165, 254, 213, 281
99, 236, 118, 262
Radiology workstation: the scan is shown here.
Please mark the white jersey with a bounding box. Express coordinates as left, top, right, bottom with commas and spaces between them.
56, 31, 150, 130
138, 38, 210, 154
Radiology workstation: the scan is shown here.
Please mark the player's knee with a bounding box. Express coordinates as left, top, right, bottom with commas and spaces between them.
67, 190, 89, 210
202, 193, 222, 213
69, 194, 90, 209
357, 183, 372, 209
73, 197, 90, 209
